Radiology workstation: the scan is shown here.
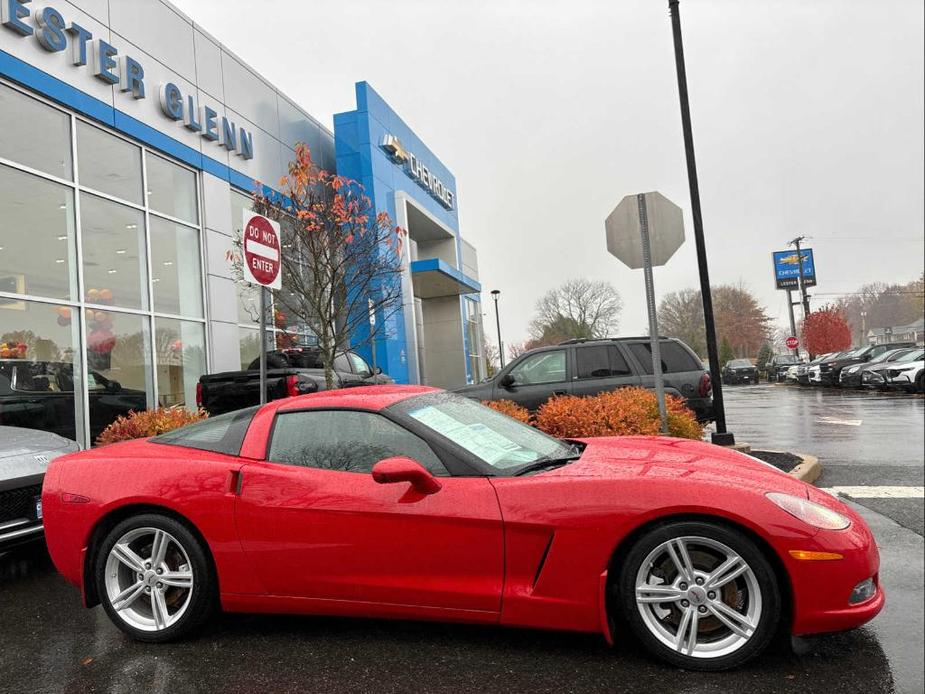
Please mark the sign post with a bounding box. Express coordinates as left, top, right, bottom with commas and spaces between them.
606, 191, 685, 434
242, 211, 282, 405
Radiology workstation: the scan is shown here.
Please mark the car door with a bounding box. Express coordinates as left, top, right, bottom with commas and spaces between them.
496, 348, 570, 410
234, 408, 504, 614
571, 344, 640, 398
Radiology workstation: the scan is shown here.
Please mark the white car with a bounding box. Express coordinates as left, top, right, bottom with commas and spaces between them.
865, 348, 924, 392
0, 426, 79, 549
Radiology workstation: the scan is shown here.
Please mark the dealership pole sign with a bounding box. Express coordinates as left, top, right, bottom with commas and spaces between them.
772, 249, 816, 290
2, 0, 254, 159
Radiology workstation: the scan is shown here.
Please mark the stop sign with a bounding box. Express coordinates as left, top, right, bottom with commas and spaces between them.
786, 336, 799, 350
242, 212, 282, 290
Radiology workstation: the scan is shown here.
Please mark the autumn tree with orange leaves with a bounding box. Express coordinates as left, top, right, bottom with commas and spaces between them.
802, 305, 852, 357
231, 143, 405, 388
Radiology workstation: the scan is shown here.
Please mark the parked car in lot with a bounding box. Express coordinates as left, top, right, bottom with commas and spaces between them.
41, 385, 883, 671
197, 348, 392, 415
455, 337, 713, 421
722, 359, 759, 385
1, 426, 78, 549
816, 343, 916, 387
839, 348, 916, 388
766, 355, 803, 382
806, 352, 846, 385
865, 349, 924, 393
1, 359, 147, 441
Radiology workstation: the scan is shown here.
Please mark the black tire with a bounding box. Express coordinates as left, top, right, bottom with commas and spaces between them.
617, 520, 781, 671
916, 372, 924, 394
95, 513, 216, 642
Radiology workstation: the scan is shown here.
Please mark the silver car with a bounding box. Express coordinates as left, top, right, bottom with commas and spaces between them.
1, 426, 79, 549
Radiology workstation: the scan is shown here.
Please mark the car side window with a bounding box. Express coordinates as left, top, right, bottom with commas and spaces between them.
575, 345, 630, 379
628, 342, 700, 374
333, 354, 352, 373
510, 350, 566, 385
268, 410, 449, 476
348, 352, 372, 377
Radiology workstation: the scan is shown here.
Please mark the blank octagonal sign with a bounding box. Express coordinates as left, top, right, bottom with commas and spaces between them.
605, 191, 685, 269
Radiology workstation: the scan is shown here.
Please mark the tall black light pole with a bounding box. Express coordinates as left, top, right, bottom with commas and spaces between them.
491, 290, 505, 368
668, 0, 734, 445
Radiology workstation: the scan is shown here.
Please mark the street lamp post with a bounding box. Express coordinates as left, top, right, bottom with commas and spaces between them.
667, 0, 734, 446
491, 290, 504, 369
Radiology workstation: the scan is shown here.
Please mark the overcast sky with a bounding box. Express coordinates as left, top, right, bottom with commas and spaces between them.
173, 0, 924, 346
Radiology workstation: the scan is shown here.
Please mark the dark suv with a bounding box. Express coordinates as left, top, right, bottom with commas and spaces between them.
454, 337, 713, 421
817, 342, 916, 386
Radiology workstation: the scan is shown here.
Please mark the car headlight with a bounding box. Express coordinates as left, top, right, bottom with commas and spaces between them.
846, 365, 860, 374
766, 492, 851, 530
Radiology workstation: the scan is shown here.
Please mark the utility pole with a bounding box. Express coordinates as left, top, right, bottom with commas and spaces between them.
667, 0, 733, 446
789, 235, 811, 319
491, 290, 504, 368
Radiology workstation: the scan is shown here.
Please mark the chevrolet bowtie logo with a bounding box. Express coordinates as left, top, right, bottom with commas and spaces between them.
380, 134, 409, 163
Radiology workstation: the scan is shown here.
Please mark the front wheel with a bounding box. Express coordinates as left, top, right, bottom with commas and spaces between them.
618, 521, 781, 671
95, 513, 216, 642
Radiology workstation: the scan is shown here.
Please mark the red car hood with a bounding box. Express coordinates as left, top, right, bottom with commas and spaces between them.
543, 436, 811, 497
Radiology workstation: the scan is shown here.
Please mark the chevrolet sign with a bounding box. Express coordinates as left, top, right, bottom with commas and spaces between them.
381, 135, 454, 210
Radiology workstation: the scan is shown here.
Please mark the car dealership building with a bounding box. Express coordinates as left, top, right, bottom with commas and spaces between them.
0, 0, 485, 448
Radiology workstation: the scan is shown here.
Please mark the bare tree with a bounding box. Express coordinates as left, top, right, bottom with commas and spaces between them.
529, 279, 623, 343
230, 144, 406, 388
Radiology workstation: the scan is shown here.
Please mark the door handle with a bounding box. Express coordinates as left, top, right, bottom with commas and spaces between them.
228, 469, 244, 495
552, 390, 567, 396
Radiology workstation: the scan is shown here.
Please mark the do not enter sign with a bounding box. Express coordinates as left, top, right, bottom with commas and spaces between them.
242, 212, 281, 290
786, 336, 799, 350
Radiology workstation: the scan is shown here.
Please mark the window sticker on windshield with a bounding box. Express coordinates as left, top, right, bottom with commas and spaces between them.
409, 406, 530, 465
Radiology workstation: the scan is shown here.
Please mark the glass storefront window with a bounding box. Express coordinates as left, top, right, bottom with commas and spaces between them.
76, 122, 143, 205
146, 153, 198, 224
80, 194, 148, 310
155, 317, 205, 408
0, 299, 82, 442
239, 327, 275, 369
85, 309, 153, 442
0, 164, 77, 301
0, 84, 72, 180
150, 218, 203, 318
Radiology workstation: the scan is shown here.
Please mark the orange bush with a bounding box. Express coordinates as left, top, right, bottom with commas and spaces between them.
482, 399, 532, 424
534, 387, 704, 440
96, 407, 209, 446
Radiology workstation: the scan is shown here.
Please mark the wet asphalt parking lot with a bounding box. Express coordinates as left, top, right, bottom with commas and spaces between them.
1, 383, 922, 694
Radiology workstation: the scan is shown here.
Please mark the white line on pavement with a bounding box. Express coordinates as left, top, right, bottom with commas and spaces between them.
822, 486, 925, 499
815, 417, 863, 426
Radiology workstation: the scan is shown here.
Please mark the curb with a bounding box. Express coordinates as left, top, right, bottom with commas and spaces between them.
789, 453, 821, 485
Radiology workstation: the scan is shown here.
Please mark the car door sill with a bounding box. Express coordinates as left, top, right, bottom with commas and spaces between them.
221, 592, 501, 623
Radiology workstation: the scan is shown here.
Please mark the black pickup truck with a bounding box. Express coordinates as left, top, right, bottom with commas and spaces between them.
196, 348, 392, 415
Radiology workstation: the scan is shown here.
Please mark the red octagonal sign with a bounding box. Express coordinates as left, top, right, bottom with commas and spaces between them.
785, 336, 799, 350
242, 212, 281, 290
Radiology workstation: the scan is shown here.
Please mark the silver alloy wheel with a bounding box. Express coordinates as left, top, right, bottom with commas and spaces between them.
634, 536, 762, 659
104, 527, 194, 632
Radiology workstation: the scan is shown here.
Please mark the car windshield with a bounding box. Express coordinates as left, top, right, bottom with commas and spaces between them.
729, 360, 752, 367
390, 392, 576, 473
869, 349, 906, 364
776, 355, 801, 364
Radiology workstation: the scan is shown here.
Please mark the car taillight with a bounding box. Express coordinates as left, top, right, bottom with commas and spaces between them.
698, 371, 712, 397
286, 375, 299, 398
195, 382, 203, 408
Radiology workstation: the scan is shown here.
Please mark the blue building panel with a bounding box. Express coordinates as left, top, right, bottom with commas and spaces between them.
335, 81, 476, 386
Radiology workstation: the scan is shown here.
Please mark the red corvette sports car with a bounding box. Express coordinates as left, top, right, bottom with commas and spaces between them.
42, 386, 883, 671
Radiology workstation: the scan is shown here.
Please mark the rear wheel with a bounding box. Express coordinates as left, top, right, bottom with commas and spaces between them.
915, 373, 924, 394
618, 521, 780, 671
95, 513, 215, 642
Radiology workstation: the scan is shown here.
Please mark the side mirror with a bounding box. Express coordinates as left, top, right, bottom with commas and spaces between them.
372, 457, 442, 494
499, 374, 515, 388
106, 380, 122, 393
374, 366, 383, 375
